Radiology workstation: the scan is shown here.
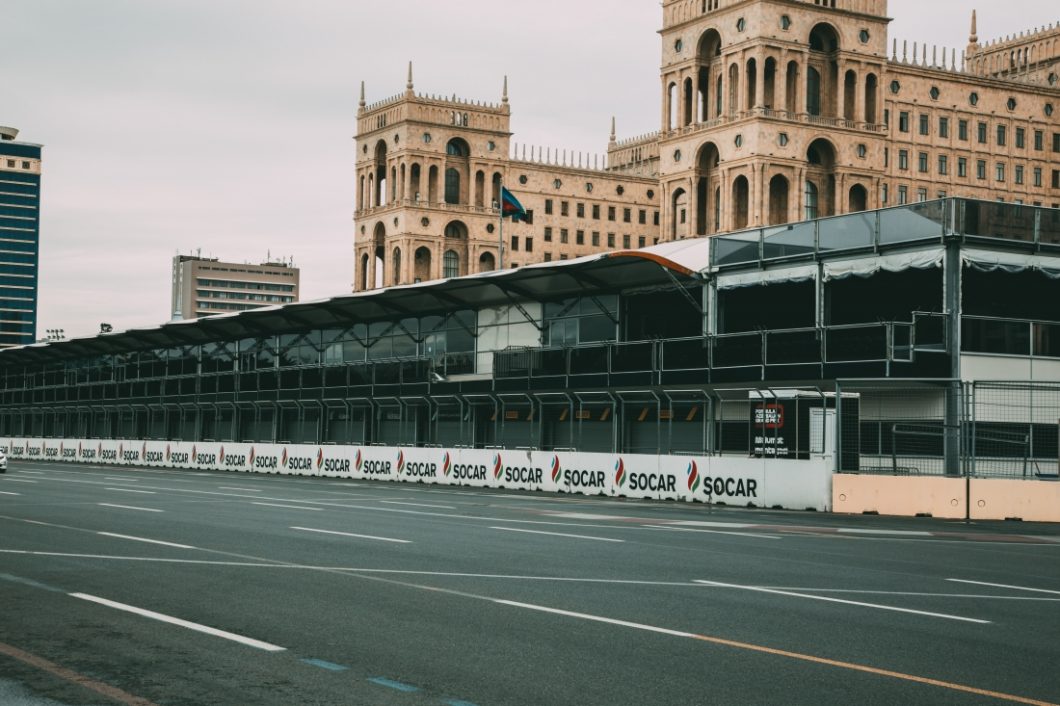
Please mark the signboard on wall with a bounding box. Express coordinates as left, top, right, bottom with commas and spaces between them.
6, 437, 835, 511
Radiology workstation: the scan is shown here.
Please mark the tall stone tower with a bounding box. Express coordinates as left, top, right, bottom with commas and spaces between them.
354, 64, 512, 291
657, 0, 892, 241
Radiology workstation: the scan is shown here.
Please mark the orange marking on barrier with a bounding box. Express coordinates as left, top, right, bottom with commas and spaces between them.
0, 640, 161, 706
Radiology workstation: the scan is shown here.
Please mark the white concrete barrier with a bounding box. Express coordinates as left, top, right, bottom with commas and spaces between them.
2, 438, 834, 512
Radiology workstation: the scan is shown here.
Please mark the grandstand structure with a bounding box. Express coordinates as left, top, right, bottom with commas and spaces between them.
1, 198, 1057, 481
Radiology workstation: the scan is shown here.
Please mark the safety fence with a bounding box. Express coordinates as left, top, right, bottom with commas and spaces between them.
836, 380, 1060, 479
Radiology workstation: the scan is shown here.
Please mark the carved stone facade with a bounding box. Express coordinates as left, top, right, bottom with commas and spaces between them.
354, 1, 1060, 290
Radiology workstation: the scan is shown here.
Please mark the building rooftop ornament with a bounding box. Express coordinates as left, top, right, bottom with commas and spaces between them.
407, 61, 414, 93
967, 9, 981, 55
359, 81, 366, 109
502, 75, 509, 104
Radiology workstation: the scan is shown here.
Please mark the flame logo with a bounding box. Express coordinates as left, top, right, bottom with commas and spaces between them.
249, 447, 256, 466
550, 456, 561, 484
316, 448, 324, 470
396, 450, 405, 474
118, 443, 123, 459
687, 461, 701, 493
78, 442, 83, 457
219, 446, 225, 464
142, 442, 147, 460
98, 442, 103, 457
192, 445, 197, 463
281, 448, 288, 467
355, 449, 363, 472
442, 451, 451, 477
165, 444, 171, 462
615, 458, 627, 488
493, 453, 503, 480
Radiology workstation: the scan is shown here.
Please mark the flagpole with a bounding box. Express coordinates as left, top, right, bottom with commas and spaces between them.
498, 182, 504, 270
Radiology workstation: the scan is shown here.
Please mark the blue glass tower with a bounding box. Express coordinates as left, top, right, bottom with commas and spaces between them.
0, 127, 41, 348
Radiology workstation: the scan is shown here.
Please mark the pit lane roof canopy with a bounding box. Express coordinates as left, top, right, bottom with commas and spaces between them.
1, 242, 707, 365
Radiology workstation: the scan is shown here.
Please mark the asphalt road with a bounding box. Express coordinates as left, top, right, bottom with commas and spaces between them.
1, 461, 1058, 706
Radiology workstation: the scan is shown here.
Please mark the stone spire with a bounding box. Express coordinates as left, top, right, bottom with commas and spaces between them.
609, 116, 617, 147
502, 75, 509, 104
967, 10, 981, 56
358, 81, 366, 111
406, 61, 414, 93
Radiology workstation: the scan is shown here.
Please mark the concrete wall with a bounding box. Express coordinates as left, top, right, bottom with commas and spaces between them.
1, 437, 834, 512
833, 473, 1060, 522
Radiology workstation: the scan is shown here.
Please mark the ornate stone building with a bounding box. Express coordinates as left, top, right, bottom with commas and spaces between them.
352, 68, 660, 291
354, 1, 1060, 290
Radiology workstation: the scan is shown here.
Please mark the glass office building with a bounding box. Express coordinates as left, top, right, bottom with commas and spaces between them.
0, 127, 42, 348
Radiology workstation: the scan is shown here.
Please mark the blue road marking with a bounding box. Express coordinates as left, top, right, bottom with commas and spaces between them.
368, 677, 420, 693
301, 658, 348, 672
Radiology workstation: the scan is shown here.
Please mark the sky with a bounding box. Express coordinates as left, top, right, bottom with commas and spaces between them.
4, 0, 1056, 339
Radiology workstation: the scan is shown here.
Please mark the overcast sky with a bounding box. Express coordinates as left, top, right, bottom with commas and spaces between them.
4, 0, 1055, 339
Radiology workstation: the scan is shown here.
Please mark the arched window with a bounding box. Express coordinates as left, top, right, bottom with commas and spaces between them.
414, 247, 432, 283
809, 23, 840, 53
732, 176, 749, 230
392, 247, 402, 285
768, 175, 790, 226
444, 221, 468, 239
446, 138, 470, 157
443, 250, 460, 279
479, 252, 496, 273
667, 82, 677, 130
445, 168, 461, 204
359, 253, 369, 291
849, 184, 868, 213
805, 180, 819, 220
807, 67, 822, 116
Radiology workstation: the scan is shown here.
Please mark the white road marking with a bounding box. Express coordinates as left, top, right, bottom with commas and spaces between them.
104, 477, 137, 482
97, 532, 196, 550
543, 512, 638, 521
693, 580, 990, 624
946, 578, 1060, 596
105, 487, 157, 495
644, 525, 782, 540
251, 502, 322, 512
220, 487, 261, 492
837, 529, 933, 537
97, 503, 162, 513
496, 599, 694, 638
0, 491, 20, 496
490, 526, 624, 543
664, 520, 755, 529
3, 479, 37, 484
380, 500, 455, 510
69, 593, 285, 652
756, 587, 1060, 602
290, 526, 410, 544
5, 552, 1060, 600
17, 470, 45, 475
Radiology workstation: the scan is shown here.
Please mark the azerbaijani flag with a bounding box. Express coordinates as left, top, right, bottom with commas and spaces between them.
500, 187, 529, 222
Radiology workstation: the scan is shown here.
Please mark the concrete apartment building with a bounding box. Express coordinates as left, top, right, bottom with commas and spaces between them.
353, 1, 1060, 289
171, 255, 299, 320
0, 126, 42, 348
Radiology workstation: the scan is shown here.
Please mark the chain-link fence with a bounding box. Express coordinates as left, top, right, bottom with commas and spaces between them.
836, 380, 1060, 479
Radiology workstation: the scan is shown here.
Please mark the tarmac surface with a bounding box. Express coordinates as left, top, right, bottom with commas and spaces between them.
1, 460, 1058, 706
